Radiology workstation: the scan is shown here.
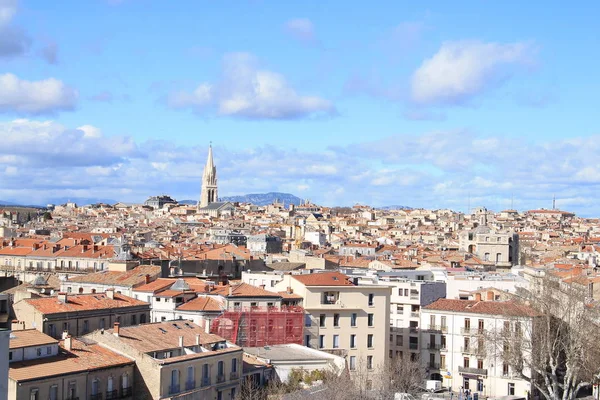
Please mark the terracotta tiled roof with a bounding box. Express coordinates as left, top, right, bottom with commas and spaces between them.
176, 296, 223, 312
105, 321, 224, 353
211, 283, 282, 298
9, 329, 58, 349
66, 265, 161, 287
22, 293, 149, 315
9, 338, 134, 382
424, 299, 539, 317
292, 271, 355, 286
277, 291, 303, 299
133, 278, 177, 293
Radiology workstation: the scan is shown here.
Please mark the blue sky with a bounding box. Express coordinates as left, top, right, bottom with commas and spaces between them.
1, 0, 600, 215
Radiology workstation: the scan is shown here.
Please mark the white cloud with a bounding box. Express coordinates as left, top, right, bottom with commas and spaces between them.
0, 0, 17, 26
284, 18, 316, 43
0, 73, 78, 114
77, 125, 102, 138
411, 40, 535, 105
167, 53, 335, 119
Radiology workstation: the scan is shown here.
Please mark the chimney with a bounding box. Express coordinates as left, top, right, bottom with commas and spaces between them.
487, 291, 494, 301
475, 293, 482, 302
179, 335, 184, 348
196, 333, 201, 345
205, 321, 211, 334
82, 245, 88, 253
106, 288, 114, 299
113, 322, 120, 337
228, 286, 233, 296
62, 330, 69, 339
64, 335, 73, 351
93, 245, 99, 252
58, 292, 68, 303
259, 284, 265, 290
286, 286, 293, 294
145, 274, 151, 284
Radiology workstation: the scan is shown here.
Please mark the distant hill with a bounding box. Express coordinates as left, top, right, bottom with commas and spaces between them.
178, 200, 197, 205
46, 197, 118, 206
220, 192, 303, 206
377, 205, 413, 210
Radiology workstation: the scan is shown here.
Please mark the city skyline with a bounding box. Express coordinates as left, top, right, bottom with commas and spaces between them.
1, 1, 600, 215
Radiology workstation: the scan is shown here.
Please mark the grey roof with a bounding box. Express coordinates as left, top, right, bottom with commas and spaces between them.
170, 278, 190, 291
243, 344, 339, 362
200, 202, 233, 211
266, 262, 306, 271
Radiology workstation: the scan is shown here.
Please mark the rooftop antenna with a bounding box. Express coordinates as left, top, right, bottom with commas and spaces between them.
552, 195, 556, 210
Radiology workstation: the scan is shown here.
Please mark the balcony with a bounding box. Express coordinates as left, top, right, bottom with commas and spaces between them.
217, 374, 226, 384
409, 327, 419, 334
428, 362, 440, 369
458, 366, 487, 376
185, 380, 196, 391
120, 387, 132, 398
461, 327, 485, 335
322, 295, 338, 305
409, 343, 419, 350
461, 346, 485, 356
105, 390, 118, 400
230, 372, 239, 380
427, 343, 441, 350
410, 295, 420, 300
169, 384, 180, 395
410, 312, 420, 318
201, 377, 211, 387
427, 325, 448, 333
90, 394, 103, 400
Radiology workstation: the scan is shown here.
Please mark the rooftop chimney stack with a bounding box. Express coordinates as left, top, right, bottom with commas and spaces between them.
228, 286, 233, 296
62, 330, 69, 339
64, 335, 73, 351
179, 335, 184, 348
196, 333, 201, 345
113, 322, 120, 337
145, 274, 151, 284
106, 288, 115, 299
58, 292, 68, 303
475, 293, 482, 302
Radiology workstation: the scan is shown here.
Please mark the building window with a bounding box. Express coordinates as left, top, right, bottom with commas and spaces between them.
250, 302, 258, 308
477, 359, 484, 369
232, 358, 238, 373
396, 335, 403, 346
49, 385, 58, 400
464, 318, 470, 330
441, 316, 447, 330
351, 313, 357, 327
83, 320, 89, 333
319, 314, 326, 327
464, 357, 470, 368
503, 363, 509, 376
404, 289, 409, 296
9, 351, 12, 360
91, 379, 99, 395
368, 293, 374, 306
367, 355, 373, 370
46, 346, 51, 355
131, 314, 137, 325
349, 356, 356, 370
350, 334, 356, 348
30, 389, 39, 400
484, 253, 490, 261
508, 383, 515, 396
334, 313, 340, 327
319, 335, 325, 349
305, 335, 311, 347
367, 334, 373, 348
396, 304, 404, 313
440, 355, 446, 369
36, 348, 42, 356
333, 335, 339, 348
368, 313, 374, 327
171, 369, 180, 393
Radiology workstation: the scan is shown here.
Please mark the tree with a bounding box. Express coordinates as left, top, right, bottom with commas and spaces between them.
487, 273, 600, 400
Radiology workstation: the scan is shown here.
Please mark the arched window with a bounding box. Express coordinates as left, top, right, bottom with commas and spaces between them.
91, 379, 99, 395
107, 376, 114, 393
78, 287, 84, 294
122, 373, 129, 389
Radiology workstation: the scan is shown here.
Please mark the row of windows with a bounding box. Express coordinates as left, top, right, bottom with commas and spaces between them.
47, 314, 147, 336
168, 359, 238, 395
317, 334, 374, 349
30, 374, 129, 400
317, 313, 374, 328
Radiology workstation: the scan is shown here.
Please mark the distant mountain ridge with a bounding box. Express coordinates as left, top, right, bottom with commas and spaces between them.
377, 205, 413, 210
220, 192, 303, 206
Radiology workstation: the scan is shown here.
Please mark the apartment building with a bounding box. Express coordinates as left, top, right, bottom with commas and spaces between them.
8, 329, 134, 400
420, 294, 537, 398
13, 289, 150, 339
88, 321, 243, 400
458, 226, 519, 268
273, 271, 390, 374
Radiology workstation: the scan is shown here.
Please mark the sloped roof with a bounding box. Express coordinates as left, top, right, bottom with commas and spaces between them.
292, 272, 355, 286
22, 293, 149, 315
424, 299, 539, 317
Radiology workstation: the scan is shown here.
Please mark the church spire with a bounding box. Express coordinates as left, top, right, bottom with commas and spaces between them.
198, 144, 218, 209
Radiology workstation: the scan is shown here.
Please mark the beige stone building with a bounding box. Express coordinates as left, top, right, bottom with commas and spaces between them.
12, 289, 150, 339
273, 271, 390, 376
8, 329, 134, 400
459, 226, 519, 268
87, 321, 243, 400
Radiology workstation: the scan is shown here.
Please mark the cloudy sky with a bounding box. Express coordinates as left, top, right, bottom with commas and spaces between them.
1, 0, 599, 215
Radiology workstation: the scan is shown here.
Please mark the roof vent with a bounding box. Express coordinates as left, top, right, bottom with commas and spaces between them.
159, 328, 167, 334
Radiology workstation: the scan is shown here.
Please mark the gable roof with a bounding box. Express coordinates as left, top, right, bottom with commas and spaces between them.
9, 329, 58, 349
176, 296, 224, 312
424, 298, 539, 317
21, 293, 149, 315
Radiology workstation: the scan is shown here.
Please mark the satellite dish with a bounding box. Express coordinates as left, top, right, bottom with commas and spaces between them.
50, 290, 55, 295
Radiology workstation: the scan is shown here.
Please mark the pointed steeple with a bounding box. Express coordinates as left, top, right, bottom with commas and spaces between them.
198, 144, 218, 209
